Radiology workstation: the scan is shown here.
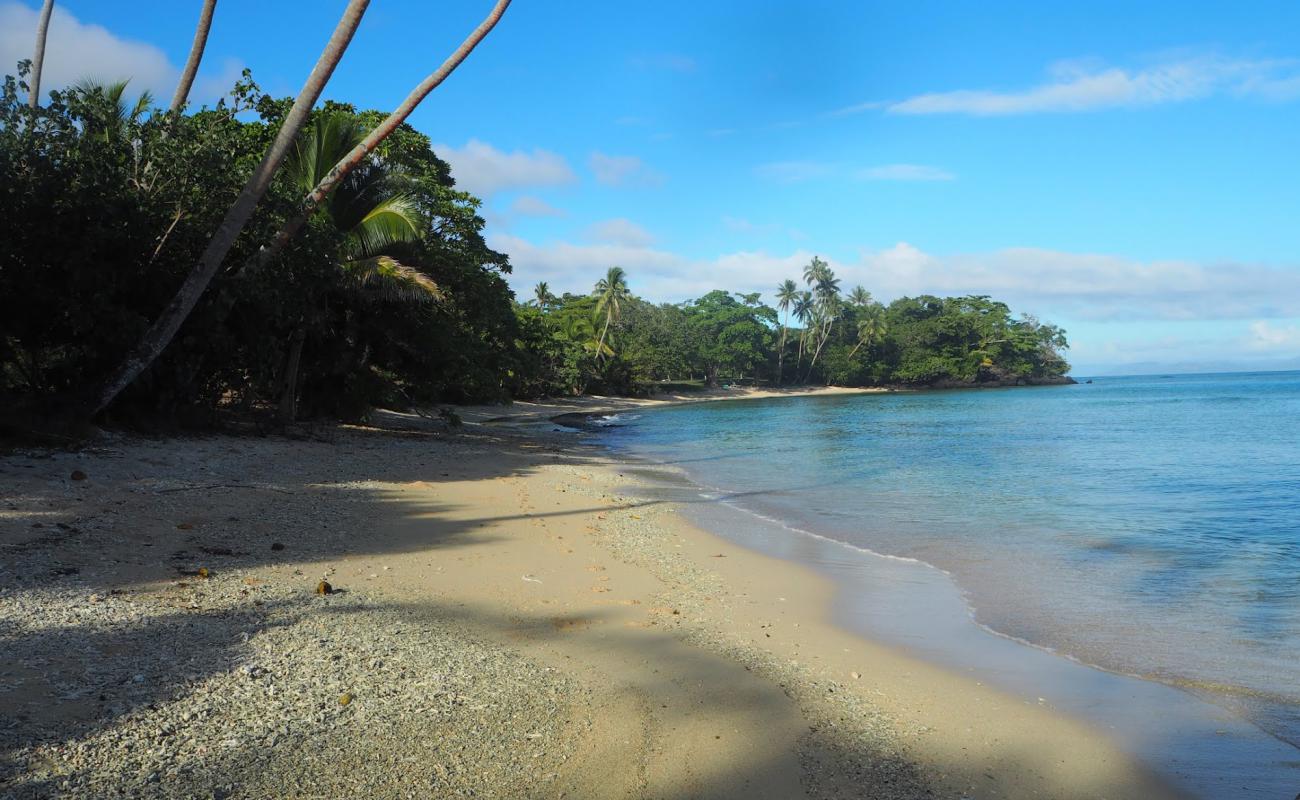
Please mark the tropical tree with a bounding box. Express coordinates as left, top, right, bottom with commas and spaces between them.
848, 304, 887, 359
244, 0, 513, 277
563, 313, 612, 359
848, 285, 872, 307
802, 257, 841, 379
88, 0, 373, 418
534, 281, 555, 310
792, 289, 814, 375
593, 265, 629, 362
171, 0, 219, 113
275, 111, 438, 421
71, 79, 153, 143
774, 279, 798, 384
28, 0, 54, 109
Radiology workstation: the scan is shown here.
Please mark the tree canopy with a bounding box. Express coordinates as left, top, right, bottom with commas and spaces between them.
0, 62, 1070, 431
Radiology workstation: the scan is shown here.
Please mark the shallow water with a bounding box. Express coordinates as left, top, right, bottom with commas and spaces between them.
598, 373, 1300, 797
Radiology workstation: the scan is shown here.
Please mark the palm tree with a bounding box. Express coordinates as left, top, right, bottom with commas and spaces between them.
848, 285, 872, 308
170, 0, 219, 113
848, 305, 887, 359
775, 279, 799, 384
563, 314, 613, 359
802, 258, 842, 380
28, 0, 54, 109
89, 0, 373, 418
71, 79, 153, 142
593, 266, 629, 362
792, 290, 814, 377
243, 0, 512, 278
276, 112, 438, 421
534, 281, 555, 310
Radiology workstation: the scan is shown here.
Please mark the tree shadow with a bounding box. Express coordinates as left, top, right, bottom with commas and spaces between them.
0, 422, 1187, 798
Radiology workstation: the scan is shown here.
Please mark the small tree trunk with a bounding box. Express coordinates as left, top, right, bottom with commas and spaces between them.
238, 0, 512, 277
278, 328, 306, 423
170, 0, 218, 113
776, 319, 787, 386
86, 0, 371, 419
28, 0, 54, 109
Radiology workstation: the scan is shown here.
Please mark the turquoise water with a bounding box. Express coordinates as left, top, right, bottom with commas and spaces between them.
599, 372, 1300, 795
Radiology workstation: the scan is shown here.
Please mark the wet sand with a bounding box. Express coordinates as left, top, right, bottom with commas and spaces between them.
1, 390, 1181, 798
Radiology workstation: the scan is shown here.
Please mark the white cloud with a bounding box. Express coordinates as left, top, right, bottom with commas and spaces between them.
589, 152, 663, 187
434, 139, 576, 198
0, 1, 240, 105
858, 164, 955, 181
722, 216, 765, 233
509, 195, 566, 218
754, 160, 833, 183
492, 232, 1300, 325
875, 55, 1300, 116
857, 244, 1300, 322
585, 218, 655, 247
1246, 321, 1300, 351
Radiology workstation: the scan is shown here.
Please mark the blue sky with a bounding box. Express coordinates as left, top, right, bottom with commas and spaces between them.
5, 0, 1300, 374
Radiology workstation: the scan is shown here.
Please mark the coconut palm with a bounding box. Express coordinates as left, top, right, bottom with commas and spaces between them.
563, 314, 613, 359
276, 111, 437, 421
775, 278, 799, 384
848, 305, 887, 359
171, 0, 218, 112
71, 79, 154, 143
792, 290, 814, 376
534, 281, 555, 310
90, 0, 373, 418
28, 0, 54, 109
245, 0, 513, 278
593, 266, 629, 362
802, 258, 842, 380
848, 285, 872, 307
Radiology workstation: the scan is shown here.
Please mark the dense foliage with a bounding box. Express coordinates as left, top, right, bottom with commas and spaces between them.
513, 272, 1070, 396
1, 63, 1070, 430
1, 66, 519, 426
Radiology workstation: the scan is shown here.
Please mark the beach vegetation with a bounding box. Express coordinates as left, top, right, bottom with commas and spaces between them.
1, 28, 1067, 432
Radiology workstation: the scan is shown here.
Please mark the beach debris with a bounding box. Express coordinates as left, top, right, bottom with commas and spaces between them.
70, 469, 88, 481
338, 692, 353, 706
522, 574, 542, 584
197, 567, 210, 579
851, 671, 861, 680
271, 542, 285, 551
177, 522, 194, 530
316, 580, 333, 595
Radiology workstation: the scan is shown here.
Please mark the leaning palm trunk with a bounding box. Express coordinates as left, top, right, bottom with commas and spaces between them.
804, 327, 831, 383
240, 0, 511, 277
86, 0, 371, 418
170, 0, 218, 112
28, 0, 54, 109
595, 311, 612, 363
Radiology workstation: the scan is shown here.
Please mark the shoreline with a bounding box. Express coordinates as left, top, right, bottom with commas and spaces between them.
0, 397, 1181, 798
608, 442, 1298, 799
585, 388, 1299, 797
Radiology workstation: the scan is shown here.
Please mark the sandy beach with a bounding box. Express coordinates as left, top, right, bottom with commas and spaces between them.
0, 387, 1178, 799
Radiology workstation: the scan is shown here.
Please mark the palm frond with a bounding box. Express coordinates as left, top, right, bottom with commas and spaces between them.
286, 112, 368, 195
348, 194, 423, 258
341, 256, 443, 304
